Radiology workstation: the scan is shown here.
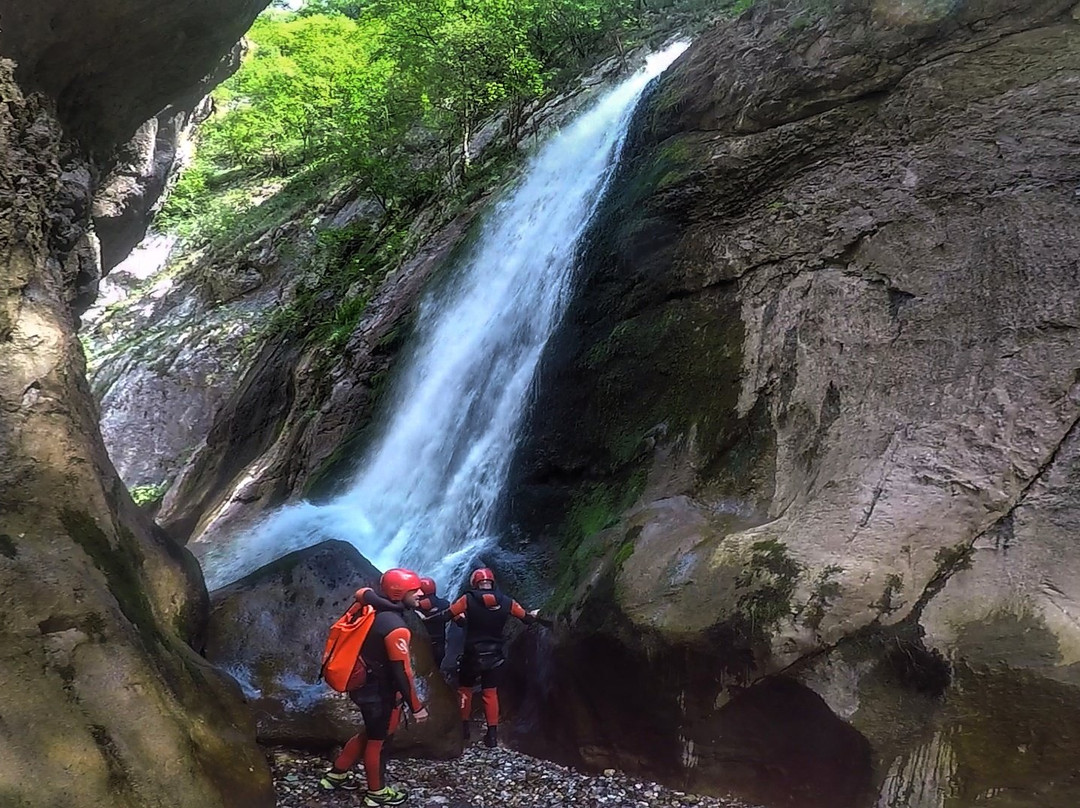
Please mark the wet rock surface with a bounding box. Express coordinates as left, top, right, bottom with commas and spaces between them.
270, 738, 753, 808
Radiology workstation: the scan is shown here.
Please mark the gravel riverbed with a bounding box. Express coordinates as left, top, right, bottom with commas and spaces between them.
270, 737, 754, 808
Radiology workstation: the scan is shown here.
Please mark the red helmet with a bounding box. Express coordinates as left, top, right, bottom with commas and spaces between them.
470, 568, 495, 589
380, 568, 422, 602
419, 577, 437, 596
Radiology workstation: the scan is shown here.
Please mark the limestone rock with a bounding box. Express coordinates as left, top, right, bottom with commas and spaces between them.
504, 0, 1080, 804
0, 58, 273, 808
81, 229, 287, 493
206, 540, 463, 757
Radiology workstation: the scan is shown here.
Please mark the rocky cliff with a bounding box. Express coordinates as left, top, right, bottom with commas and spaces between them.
504, 1, 1080, 805
0, 2, 274, 806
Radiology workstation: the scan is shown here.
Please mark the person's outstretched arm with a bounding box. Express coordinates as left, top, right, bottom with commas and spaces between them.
355, 587, 403, 612
423, 595, 468, 624
509, 600, 540, 624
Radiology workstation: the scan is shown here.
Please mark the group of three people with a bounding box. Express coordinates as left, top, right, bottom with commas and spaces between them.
320, 566, 539, 806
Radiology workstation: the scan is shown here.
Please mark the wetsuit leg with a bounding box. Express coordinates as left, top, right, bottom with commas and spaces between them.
334, 689, 378, 772
480, 664, 503, 726
458, 656, 478, 720
358, 699, 393, 791
333, 733, 366, 771
481, 686, 499, 727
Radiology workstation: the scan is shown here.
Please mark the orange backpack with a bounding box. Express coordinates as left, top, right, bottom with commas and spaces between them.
320, 601, 376, 692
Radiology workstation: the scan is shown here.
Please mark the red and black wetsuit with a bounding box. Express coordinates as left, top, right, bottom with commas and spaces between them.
447, 587, 535, 731
417, 593, 451, 667
332, 589, 422, 791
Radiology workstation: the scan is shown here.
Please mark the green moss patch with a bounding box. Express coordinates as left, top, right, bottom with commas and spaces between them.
60, 509, 161, 649
733, 539, 802, 639
547, 472, 648, 613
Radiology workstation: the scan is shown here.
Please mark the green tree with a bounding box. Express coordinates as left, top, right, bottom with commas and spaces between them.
379, 0, 548, 177
298, 0, 375, 17
206, 13, 424, 207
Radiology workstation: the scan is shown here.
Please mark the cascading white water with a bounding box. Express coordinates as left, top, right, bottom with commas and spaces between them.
201, 42, 689, 590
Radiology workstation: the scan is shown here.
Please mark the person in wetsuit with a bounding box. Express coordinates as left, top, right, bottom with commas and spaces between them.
416, 576, 451, 669
319, 569, 429, 806
428, 567, 538, 748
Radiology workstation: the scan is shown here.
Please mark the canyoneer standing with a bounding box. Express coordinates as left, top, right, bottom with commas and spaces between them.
416, 576, 451, 669
427, 567, 538, 748
320, 569, 429, 806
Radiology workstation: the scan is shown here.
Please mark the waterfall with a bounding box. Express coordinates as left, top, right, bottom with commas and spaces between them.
200, 41, 689, 590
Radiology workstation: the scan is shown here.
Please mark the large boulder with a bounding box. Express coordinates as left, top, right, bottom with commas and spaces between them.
505, 0, 1080, 805
206, 540, 463, 758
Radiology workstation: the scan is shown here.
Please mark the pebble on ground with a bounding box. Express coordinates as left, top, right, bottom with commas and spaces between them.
270, 733, 753, 808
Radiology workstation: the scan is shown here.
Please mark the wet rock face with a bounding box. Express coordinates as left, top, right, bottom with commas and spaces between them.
507, 0, 1080, 803
206, 540, 463, 757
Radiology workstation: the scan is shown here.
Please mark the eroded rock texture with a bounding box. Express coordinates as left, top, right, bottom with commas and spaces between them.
504, 1, 1080, 805
0, 1, 273, 805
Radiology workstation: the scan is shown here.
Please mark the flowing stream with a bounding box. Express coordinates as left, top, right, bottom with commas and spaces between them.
201, 42, 689, 590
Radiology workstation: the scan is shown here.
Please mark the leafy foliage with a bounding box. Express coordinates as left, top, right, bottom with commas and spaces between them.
735, 539, 802, 635
129, 483, 167, 507
159, 0, 754, 348
167, 0, 749, 223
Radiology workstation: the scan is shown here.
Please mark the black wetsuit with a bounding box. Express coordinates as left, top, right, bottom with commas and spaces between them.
347, 593, 420, 739
417, 594, 451, 667
333, 592, 423, 791
452, 588, 534, 688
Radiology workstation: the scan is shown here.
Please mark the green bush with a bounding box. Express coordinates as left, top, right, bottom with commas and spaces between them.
129, 483, 167, 507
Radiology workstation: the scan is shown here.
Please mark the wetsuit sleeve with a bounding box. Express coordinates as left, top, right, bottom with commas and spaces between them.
357, 587, 403, 612
384, 626, 422, 712
448, 596, 469, 618
425, 596, 466, 625
510, 600, 538, 624
420, 597, 451, 628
